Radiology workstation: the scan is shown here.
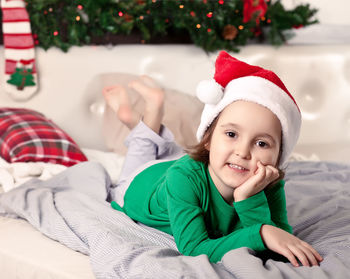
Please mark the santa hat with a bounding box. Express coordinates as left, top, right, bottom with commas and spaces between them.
196, 51, 301, 167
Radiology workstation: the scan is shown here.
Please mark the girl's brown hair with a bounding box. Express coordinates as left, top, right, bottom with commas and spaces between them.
186, 115, 220, 165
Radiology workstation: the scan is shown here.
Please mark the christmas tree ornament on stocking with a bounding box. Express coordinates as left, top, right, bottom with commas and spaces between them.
1, 0, 38, 101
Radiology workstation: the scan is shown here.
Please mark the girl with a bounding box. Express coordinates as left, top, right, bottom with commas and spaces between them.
105, 51, 323, 267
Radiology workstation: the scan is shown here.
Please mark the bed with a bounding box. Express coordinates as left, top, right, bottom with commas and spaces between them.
0, 44, 350, 279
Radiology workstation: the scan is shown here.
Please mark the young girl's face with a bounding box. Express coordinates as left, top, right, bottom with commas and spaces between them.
207, 100, 282, 197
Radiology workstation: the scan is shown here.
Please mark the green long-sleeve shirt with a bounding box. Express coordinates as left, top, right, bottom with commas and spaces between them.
111, 155, 292, 263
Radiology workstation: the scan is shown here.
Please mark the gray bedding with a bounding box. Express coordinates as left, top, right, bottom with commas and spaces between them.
0, 160, 350, 279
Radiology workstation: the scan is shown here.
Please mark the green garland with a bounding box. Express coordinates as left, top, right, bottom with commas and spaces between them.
18, 0, 318, 52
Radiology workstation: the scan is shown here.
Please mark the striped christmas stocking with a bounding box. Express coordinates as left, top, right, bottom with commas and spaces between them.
1, 0, 38, 101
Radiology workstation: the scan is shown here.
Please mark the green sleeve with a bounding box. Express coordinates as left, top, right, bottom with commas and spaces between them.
233, 180, 292, 233
166, 169, 266, 263
265, 180, 293, 233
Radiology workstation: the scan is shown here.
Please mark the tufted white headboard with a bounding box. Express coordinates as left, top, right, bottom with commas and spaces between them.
0, 44, 349, 162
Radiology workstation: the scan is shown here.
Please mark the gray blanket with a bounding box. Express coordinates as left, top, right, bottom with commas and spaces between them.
0, 160, 350, 279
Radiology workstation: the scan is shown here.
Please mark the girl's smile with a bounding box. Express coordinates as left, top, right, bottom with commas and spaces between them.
227, 163, 249, 172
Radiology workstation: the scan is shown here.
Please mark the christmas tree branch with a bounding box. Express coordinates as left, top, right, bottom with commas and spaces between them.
0, 0, 318, 52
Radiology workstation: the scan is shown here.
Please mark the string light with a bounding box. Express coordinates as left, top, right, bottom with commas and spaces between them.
190, 11, 195, 17
77, 5, 83, 10
53, 31, 59, 36
207, 12, 213, 18
196, 24, 201, 29
238, 25, 244, 30
179, 5, 184, 9
118, 11, 124, 17
76, 15, 81, 21
139, 15, 144, 20
218, 0, 224, 4
207, 28, 212, 33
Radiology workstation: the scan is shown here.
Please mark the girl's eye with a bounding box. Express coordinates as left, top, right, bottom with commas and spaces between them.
256, 140, 269, 148
226, 131, 236, 138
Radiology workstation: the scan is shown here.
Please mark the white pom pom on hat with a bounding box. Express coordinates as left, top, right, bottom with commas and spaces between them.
196, 79, 223, 105
196, 51, 302, 167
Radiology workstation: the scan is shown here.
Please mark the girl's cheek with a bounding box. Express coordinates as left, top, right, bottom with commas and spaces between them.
268, 153, 280, 167
261, 159, 278, 168
258, 150, 279, 166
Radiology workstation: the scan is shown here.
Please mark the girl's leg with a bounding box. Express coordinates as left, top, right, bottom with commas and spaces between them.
103, 76, 183, 180
110, 121, 184, 205
103, 77, 184, 204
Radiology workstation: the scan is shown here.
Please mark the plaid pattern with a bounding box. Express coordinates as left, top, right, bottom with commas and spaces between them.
0, 108, 87, 166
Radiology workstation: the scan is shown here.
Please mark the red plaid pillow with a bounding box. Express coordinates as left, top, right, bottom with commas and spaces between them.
0, 108, 88, 166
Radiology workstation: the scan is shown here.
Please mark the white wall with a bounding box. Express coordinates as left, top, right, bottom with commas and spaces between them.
282, 0, 350, 44
282, 0, 350, 25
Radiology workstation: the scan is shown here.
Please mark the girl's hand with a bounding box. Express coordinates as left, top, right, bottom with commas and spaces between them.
260, 225, 323, 267
233, 161, 279, 202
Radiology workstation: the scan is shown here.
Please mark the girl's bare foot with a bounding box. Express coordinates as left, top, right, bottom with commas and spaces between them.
128, 75, 165, 134
102, 85, 141, 130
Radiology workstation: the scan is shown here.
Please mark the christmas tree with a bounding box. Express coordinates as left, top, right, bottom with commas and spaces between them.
2, 0, 318, 52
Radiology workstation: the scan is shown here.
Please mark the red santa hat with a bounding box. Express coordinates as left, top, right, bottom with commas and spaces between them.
196, 51, 301, 167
